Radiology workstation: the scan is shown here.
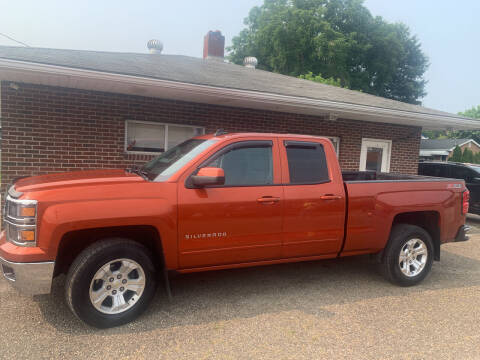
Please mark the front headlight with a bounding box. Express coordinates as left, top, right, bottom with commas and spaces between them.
4, 195, 37, 247
6, 199, 37, 219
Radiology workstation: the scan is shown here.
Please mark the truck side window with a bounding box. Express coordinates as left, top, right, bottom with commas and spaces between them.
419, 164, 434, 176
205, 144, 273, 186
438, 165, 450, 177
285, 141, 329, 184
421, 164, 449, 177
452, 166, 475, 182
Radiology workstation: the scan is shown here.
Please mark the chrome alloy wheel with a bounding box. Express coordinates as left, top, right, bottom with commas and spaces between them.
89, 258, 146, 314
398, 238, 428, 277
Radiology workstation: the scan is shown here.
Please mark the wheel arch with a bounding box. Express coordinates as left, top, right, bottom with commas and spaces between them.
391, 211, 441, 261
54, 225, 165, 277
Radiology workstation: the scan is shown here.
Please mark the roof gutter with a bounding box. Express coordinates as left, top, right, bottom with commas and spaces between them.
0, 58, 478, 130
420, 150, 450, 156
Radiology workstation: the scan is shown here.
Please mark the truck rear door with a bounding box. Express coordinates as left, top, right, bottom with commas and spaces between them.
279, 137, 346, 258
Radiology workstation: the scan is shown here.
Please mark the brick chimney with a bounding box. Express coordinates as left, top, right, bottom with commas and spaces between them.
203, 30, 225, 61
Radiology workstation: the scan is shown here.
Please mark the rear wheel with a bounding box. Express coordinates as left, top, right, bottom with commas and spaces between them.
65, 238, 157, 328
381, 224, 433, 286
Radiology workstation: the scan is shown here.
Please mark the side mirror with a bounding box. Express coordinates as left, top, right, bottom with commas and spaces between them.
191, 167, 225, 188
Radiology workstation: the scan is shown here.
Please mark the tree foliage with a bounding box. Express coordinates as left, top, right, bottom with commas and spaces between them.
450, 146, 463, 162
228, 0, 429, 104
298, 72, 343, 87
450, 146, 480, 164
450, 105, 480, 143
460, 105, 480, 119
462, 147, 474, 163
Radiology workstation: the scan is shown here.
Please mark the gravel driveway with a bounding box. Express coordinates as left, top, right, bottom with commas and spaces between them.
1, 231, 479, 359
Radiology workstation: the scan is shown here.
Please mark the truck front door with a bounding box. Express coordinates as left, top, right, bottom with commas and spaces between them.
177, 138, 284, 268
279, 138, 346, 258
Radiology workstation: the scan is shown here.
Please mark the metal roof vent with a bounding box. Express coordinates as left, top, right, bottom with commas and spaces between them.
147, 39, 163, 54
243, 56, 258, 69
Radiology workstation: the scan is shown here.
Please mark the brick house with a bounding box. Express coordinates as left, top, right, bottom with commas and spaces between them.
420, 138, 480, 162
0, 31, 478, 194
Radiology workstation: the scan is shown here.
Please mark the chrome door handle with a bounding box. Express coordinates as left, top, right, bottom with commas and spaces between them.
257, 196, 280, 204
320, 195, 342, 200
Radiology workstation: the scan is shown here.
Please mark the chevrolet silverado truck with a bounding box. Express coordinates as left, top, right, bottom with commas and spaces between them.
1, 132, 470, 328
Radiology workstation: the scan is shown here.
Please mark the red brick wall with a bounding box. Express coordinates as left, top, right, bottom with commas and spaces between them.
0, 81, 421, 193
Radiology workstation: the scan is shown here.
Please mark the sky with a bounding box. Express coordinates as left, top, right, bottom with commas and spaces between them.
0, 0, 478, 114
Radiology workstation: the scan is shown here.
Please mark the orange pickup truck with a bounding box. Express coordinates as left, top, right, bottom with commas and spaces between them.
1, 132, 470, 328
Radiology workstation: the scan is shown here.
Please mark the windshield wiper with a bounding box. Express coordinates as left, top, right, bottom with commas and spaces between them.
125, 165, 150, 181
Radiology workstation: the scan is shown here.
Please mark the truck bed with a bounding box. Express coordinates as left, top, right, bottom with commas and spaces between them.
342, 171, 452, 182
340, 171, 466, 258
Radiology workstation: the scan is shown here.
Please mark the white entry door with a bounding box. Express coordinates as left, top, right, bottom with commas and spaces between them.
359, 138, 392, 172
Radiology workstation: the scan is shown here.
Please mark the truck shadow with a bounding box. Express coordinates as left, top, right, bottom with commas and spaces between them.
34, 245, 480, 335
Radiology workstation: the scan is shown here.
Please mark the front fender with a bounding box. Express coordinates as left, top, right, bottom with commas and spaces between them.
39, 198, 178, 268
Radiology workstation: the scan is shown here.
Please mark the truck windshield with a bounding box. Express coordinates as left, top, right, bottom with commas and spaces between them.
470, 165, 480, 175
141, 139, 217, 181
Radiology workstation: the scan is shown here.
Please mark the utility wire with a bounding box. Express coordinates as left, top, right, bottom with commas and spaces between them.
0, 32, 30, 47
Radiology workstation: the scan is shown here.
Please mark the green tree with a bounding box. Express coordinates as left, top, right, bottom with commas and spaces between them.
462, 147, 474, 163
460, 105, 480, 119
451, 145, 463, 162
298, 72, 343, 87
449, 106, 480, 143
474, 151, 480, 164
421, 130, 448, 140
228, 0, 429, 104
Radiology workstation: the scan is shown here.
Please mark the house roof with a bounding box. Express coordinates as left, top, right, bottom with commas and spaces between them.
0, 45, 479, 130
419, 150, 450, 156
420, 138, 477, 150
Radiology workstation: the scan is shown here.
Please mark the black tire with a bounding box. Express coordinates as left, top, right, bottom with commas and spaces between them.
381, 224, 434, 287
65, 238, 157, 328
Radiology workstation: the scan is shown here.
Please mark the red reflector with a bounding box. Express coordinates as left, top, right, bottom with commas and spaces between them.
462, 190, 470, 215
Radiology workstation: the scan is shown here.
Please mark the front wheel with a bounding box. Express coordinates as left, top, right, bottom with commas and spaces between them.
381, 224, 434, 286
65, 238, 157, 328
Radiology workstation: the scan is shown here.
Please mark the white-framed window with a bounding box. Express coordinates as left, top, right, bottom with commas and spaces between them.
359, 138, 392, 172
125, 120, 205, 155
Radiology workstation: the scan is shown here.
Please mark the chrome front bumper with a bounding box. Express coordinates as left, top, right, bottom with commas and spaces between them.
0, 256, 54, 295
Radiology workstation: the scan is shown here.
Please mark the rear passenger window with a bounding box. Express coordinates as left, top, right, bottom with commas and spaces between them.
285, 141, 329, 184
420, 164, 449, 177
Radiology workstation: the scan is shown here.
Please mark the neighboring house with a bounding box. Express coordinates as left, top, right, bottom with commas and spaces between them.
420, 138, 480, 162
0, 30, 478, 195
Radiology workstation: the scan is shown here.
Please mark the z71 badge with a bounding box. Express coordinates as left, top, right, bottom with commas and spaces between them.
447, 183, 462, 189
185, 232, 227, 239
